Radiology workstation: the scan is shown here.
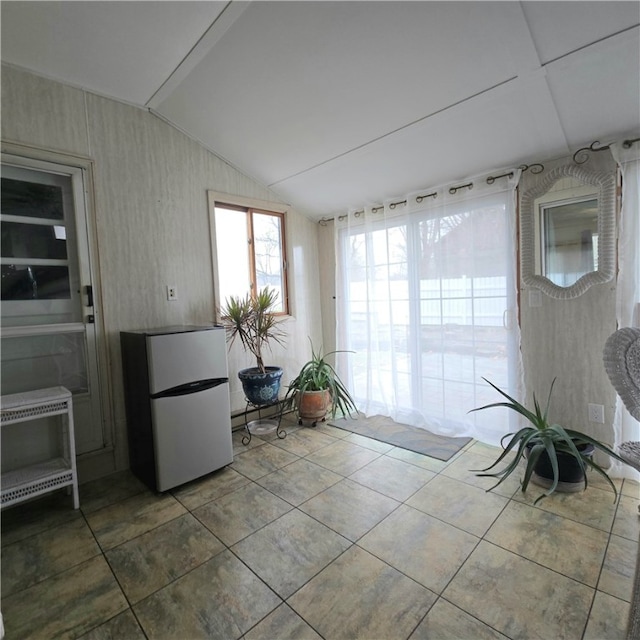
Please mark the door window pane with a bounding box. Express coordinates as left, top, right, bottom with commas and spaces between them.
2, 222, 68, 259
1, 177, 64, 220
1, 265, 71, 300
1, 332, 88, 395
1, 164, 81, 322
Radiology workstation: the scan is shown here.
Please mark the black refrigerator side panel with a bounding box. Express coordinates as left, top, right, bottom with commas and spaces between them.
120, 332, 157, 491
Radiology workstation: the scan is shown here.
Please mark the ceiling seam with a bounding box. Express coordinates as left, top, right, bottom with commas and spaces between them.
145, 1, 250, 109
542, 23, 640, 67
268, 76, 518, 188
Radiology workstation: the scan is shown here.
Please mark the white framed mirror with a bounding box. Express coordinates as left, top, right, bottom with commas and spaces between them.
520, 164, 616, 299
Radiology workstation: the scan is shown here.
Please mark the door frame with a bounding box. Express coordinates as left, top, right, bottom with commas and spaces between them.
1, 140, 114, 476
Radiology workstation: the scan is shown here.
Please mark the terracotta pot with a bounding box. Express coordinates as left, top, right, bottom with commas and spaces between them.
297, 389, 331, 420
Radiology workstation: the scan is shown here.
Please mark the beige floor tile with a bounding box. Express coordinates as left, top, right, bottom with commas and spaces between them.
232, 428, 266, 455
598, 533, 638, 602
256, 458, 342, 506
1, 491, 81, 547
300, 478, 400, 541
409, 598, 508, 640
1, 517, 101, 597
244, 604, 323, 640
133, 550, 281, 639
349, 455, 435, 502
385, 446, 448, 473
407, 474, 508, 537
309, 421, 353, 439
343, 432, 395, 453
583, 590, 630, 640
305, 439, 383, 475
105, 513, 224, 603
485, 500, 609, 586
85, 491, 186, 550
80, 470, 148, 515
622, 478, 640, 499
194, 482, 292, 546
443, 541, 594, 639
232, 510, 351, 599
1, 555, 128, 640
77, 609, 146, 640
288, 545, 437, 640
613, 494, 640, 541
170, 466, 250, 510
359, 504, 478, 594
269, 427, 339, 457
584, 469, 623, 495
466, 441, 506, 461
441, 450, 521, 498
513, 483, 619, 531
231, 442, 300, 480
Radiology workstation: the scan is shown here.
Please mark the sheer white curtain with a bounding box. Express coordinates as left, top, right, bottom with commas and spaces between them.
610, 140, 640, 479
335, 170, 522, 446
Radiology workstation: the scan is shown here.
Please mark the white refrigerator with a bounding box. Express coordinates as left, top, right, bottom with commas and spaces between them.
120, 325, 233, 492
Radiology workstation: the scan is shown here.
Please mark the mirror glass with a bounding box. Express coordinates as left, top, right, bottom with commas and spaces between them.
521, 164, 615, 299
534, 178, 599, 287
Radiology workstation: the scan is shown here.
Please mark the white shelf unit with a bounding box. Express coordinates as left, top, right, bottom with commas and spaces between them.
1, 386, 79, 509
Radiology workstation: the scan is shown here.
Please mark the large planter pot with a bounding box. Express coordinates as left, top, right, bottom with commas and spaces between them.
528, 442, 595, 492
297, 389, 332, 421
238, 366, 283, 406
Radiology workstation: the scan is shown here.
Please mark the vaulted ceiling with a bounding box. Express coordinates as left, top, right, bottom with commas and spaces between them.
2, 1, 639, 219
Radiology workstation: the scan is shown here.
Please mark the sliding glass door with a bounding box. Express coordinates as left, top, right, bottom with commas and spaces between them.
336, 181, 521, 445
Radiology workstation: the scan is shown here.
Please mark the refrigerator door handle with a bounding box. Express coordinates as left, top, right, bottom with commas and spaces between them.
151, 378, 228, 399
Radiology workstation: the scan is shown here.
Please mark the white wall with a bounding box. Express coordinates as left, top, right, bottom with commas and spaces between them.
1, 64, 323, 480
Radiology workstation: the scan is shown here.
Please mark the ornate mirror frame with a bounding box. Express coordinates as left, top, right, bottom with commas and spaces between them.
520, 164, 616, 300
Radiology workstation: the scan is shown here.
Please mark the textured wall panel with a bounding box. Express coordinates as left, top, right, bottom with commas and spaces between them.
1, 65, 89, 155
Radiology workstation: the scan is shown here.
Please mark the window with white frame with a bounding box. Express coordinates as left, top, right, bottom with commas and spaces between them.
209, 193, 289, 315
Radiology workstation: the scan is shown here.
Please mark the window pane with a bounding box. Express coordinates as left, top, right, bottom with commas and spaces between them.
253, 212, 284, 312
1, 177, 65, 220
2, 222, 68, 259
1, 265, 71, 300
214, 206, 250, 303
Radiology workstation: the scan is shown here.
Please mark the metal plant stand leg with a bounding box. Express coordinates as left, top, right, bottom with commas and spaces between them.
242, 398, 286, 445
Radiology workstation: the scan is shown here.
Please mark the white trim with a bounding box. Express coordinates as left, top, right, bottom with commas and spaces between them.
208, 190, 289, 214
2, 323, 85, 338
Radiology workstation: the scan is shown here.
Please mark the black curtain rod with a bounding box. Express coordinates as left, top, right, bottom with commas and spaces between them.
318, 138, 639, 225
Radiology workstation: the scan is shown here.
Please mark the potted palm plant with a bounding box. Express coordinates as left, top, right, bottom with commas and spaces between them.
220, 287, 286, 406
284, 341, 358, 425
469, 377, 628, 504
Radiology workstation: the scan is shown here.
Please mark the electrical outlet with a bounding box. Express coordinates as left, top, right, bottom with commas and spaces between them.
588, 403, 604, 423
166, 285, 178, 301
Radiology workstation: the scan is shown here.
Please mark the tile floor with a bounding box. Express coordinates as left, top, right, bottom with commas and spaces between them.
1, 415, 638, 639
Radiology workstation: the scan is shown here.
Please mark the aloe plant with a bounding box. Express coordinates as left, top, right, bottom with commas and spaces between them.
219, 287, 286, 373
469, 377, 627, 504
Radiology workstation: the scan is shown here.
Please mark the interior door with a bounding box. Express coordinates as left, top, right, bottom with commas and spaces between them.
1, 153, 106, 454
